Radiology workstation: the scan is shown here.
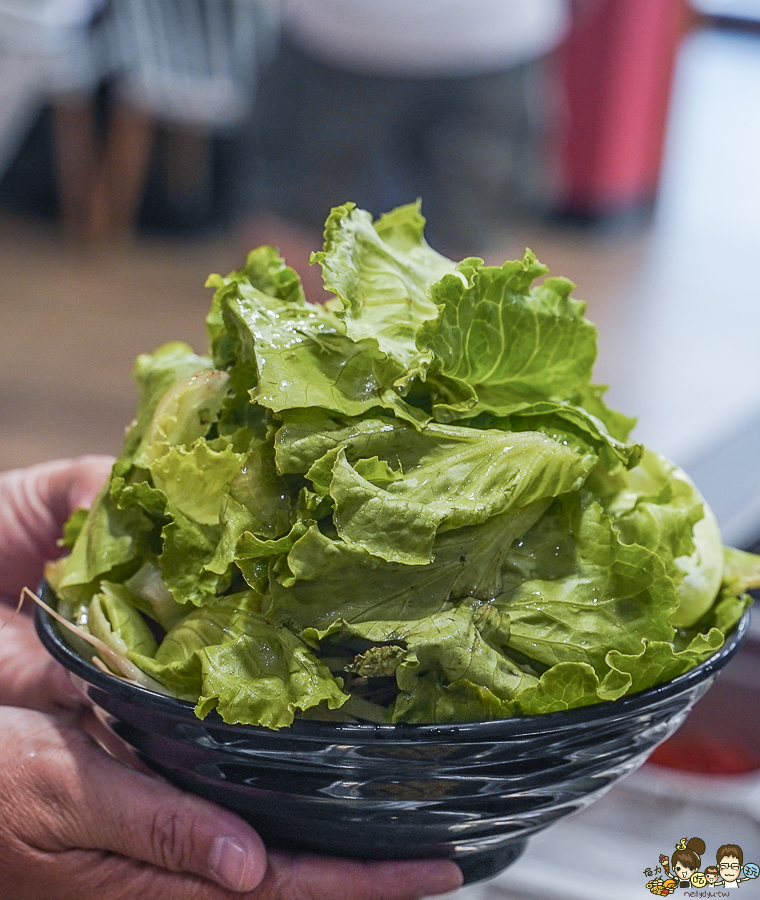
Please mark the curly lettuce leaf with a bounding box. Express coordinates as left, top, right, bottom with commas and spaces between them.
513, 590, 751, 714
312, 201, 454, 368
597, 449, 725, 628
418, 252, 597, 416
158, 508, 230, 607
50, 201, 753, 729
123, 343, 214, 465
311, 425, 594, 565
269, 503, 548, 632
58, 484, 155, 591
149, 439, 246, 526
141, 594, 348, 728
226, 441, 293, 539
212, 283, 424, 425
497, 497, 679, 674
206, 246, 305, 364
308, 602, 534, 724
515, 662, 605, 715
482, 399, 641, 471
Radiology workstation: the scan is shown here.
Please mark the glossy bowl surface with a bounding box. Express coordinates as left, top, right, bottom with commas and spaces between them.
35, 601, 748, 884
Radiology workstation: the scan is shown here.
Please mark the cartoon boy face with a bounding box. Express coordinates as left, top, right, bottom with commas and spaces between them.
719, 856, 742, 884
674, 861, 695, 881
705, 871, 718, 884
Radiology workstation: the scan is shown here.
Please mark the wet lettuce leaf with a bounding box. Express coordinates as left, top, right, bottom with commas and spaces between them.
418, 254, 595, 413
313, 201, 454, 369
122, 592, 347, 728
126, 343, 216, 466
306, 602, 535, 724
314, 425, 593, 565
51, 201, 760, 729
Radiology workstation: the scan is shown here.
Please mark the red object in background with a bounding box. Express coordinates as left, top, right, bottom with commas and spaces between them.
555, 0, 691, 218
647, 735, 760, 775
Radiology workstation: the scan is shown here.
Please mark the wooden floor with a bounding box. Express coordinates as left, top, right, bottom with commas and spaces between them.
0, 210, 649, 474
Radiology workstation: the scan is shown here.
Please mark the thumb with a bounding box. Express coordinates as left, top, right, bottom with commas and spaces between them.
0, 455, 114, 600
20, 715, 268, 892
39, 454, 115, 526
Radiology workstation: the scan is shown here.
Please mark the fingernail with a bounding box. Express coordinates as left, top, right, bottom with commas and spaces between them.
209, 836, 254, 892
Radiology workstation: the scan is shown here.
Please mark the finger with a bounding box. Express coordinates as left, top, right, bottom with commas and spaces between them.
0, 607, 84, 714
5, 846, 265, 900
39, 454, 115, 529
4, 711, 267, 893
0, 454, 113, 599
2, 710, 464, 900
260, 849, 464, 900
26, 848, 464, 900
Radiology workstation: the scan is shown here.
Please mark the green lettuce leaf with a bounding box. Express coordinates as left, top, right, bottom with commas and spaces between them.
122, 562, 187, 630
226, 440, 293, 539
88, 581, 159, 660
418, 252, 597, 418
149, 439, 246, 526
313, 201, 455, 368
214, 283, 424, 424
206, 246, 305, 366
306, 602, 534, 724
58, 484, 154, 591
482, 399, 641, 471
497, 497, 678, 675
313, 425, 593, 565
140, 593, 348, 728
596, 449, 725, 628
51, 200, 753, 729
722, 547, 760, 594
269, 503, 548, 631
516, 662, 605, 715
123, 343, 214, 465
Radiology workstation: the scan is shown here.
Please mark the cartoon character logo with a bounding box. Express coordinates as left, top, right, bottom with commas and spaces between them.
672, 837, 706, 889
716, 845, 760, 887
645, 838, 758, 894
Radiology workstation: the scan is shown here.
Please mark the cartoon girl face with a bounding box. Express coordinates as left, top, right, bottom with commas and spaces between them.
674, 862, 695, 881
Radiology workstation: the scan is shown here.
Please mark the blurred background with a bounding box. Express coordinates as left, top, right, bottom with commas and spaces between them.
2, 1, 760, 897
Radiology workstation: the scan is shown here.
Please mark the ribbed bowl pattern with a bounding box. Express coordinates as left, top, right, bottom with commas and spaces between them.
35, 605, 748, 884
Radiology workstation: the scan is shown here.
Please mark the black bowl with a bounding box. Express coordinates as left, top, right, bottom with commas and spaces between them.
35, 599, 749, 885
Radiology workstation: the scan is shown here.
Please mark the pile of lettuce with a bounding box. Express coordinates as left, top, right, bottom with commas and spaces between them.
47, 202, 760, 729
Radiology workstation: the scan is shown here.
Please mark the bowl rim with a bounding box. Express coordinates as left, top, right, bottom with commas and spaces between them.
35, 587, 750, 740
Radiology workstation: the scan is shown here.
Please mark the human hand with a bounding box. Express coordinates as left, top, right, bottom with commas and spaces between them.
0, 459, 464, 898
0, 707, 462, 900
0, 456, 114, 716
